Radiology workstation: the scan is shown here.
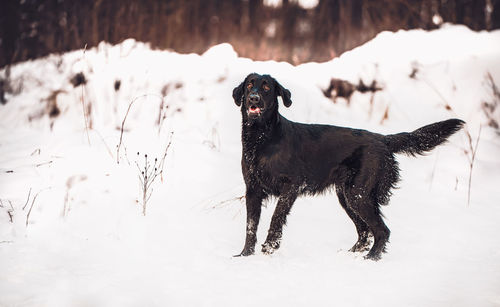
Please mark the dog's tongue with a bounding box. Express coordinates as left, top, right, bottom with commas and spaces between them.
249, 106, 261, 114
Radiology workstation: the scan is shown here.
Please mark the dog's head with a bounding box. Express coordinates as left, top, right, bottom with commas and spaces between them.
232, 73, 292, 124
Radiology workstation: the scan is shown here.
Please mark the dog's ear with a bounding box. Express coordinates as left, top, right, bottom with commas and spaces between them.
232, 79, 246, 107
274, 78, 292, 107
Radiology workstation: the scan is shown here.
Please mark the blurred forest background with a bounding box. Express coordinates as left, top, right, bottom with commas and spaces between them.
1, 0, 499, 68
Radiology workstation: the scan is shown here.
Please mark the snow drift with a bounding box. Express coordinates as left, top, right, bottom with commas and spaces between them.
1, 25, 500, 306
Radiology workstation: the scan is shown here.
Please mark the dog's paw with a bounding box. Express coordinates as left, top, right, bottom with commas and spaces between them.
363, 250, 382, 261
364, 251, 382, 261
348, 233, 374, 253
261, 241, 280, 255
349, 242, 371, 253
234, 247, 255, 257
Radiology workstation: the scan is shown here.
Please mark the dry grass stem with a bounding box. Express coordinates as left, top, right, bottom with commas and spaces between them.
22, 188, 32, 210
80, 44, 91, 145
464, 125, 481, 206
116, 93, 163, 164
25, 190, 42, 227
135, 133, 174, 216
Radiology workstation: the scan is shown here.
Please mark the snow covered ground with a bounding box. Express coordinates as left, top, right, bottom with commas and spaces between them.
1, 24, 499, 306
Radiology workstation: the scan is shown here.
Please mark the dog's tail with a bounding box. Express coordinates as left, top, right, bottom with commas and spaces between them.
384, 119, 465, 156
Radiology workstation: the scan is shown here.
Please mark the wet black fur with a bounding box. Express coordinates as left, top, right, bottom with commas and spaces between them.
233, 73, 464, 260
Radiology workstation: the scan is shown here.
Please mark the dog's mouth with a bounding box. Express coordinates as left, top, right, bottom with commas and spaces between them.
248, 105, 262, 116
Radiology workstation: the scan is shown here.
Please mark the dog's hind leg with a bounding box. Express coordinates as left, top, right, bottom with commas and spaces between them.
335, 186, 372, 252
236, 189, 265, 257
344, 188, 390, 261
262, 189, 298, 255
356, 204, 390, 261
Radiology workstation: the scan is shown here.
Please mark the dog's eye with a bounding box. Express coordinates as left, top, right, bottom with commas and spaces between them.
263, 84, 270, 91
247, 83, 253, 90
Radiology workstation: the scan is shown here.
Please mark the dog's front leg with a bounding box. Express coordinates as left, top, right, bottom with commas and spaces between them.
236, 189, 264, 257
262, 191, 298, 255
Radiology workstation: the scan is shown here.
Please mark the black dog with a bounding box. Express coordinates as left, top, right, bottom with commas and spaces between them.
232, 73, 464, 260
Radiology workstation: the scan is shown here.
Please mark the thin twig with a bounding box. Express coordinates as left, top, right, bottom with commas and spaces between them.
26, 191, 42, 227
157, 96, 166, 135
117, 97, 139, 164
25, 189, 49, 227
22, 188, 32, 210
81, 44, 91, 145
486, 72, 500, 100
429, 150, 440, 191
63, 189, 69, 217
421, 77, 456, 114
7, 200, 14, 223
159, 132, 174, 181
210, 195, 246, 210
93, 129, 115, 160
122, 144, 131, 165
35, 161, 53, 167
116, 93, 164, 164
466, 125, 481, 206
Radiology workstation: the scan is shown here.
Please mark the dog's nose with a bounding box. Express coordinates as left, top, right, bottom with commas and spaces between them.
249, 94, 260, 103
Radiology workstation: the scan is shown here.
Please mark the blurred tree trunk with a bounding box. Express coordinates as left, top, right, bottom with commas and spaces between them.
312, 0, 340, 59
0, 0, 21, 64
493, 0, 500, 29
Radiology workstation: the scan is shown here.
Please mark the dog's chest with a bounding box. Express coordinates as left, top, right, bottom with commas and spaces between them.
243, 144, 289, 194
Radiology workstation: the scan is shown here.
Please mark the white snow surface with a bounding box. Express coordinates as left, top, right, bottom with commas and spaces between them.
1, 25, 500, 306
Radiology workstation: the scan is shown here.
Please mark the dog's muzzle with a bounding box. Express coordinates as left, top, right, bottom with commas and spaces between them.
247, 93, 262, 116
